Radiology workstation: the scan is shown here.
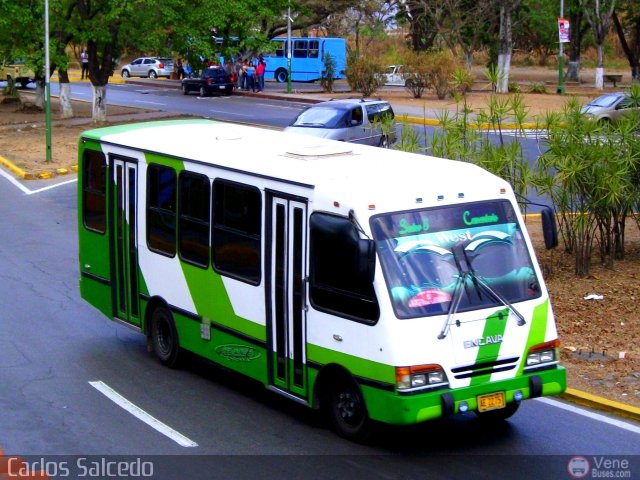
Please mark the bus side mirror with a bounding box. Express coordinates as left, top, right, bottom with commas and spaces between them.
357, 239, 376, 283
541, 208, 558, 250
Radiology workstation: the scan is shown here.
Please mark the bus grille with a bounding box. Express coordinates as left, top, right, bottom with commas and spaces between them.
451, 357, 519, 380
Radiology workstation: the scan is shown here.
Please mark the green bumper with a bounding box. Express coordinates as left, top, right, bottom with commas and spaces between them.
362, 366, 566, 425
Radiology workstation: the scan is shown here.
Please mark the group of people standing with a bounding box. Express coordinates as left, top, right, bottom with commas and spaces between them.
234, 56, 266, 92
172, 54, 267, 92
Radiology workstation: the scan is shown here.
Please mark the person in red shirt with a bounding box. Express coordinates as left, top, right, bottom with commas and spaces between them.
255, 55, 266, 92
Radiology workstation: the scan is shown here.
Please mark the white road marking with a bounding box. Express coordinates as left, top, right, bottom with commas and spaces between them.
135, 100, 166, 106
89, 380, 198, 447
0, 169, 77, 195
535, 397, 640, 435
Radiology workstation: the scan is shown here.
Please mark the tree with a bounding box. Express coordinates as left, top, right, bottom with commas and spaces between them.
495, 0, 522, 93
612, 0, 640, 82
565, 0, 590, 82
580, 0, 617, 90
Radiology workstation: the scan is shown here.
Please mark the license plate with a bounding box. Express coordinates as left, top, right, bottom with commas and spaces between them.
477, 392, 506, 412
218, 86, 225, 89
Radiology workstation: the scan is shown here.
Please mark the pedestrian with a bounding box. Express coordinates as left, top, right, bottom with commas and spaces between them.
80, 49, 89, 80
255, 56, 265, 92
183, 60, 192, 79
235, 58, 243, 89
245, 60, 256, 92
176, 58, 184, 80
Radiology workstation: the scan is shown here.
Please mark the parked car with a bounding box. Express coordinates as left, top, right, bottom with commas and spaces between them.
120, 57, 174, 79
181, 67, 234, 96
581, 92, 640, 123
1, 59, 35, 88
284, 98, 396, 148
384, 65, 406, 86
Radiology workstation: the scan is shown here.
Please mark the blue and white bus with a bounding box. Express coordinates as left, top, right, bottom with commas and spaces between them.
263, 37, 346, 83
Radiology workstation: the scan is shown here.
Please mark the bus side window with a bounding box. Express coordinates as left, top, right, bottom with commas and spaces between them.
293, 40, 308, 58
275, 41, 286, 58
147, 164, 177, 256
212, 179, 261, 285
82, 150, 106, 233
308, 40, 319, 58
309, 213, 379, 324
178, 171, 211, 267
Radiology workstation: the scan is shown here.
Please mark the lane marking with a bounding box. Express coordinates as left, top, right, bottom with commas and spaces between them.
89, 380, 198, 447
536, 397, 640, 435
135, 100, 166, 106
0, 168, 77, 195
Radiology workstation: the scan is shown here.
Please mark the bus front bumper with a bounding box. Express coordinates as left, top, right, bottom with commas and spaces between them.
361, 366, 566, 426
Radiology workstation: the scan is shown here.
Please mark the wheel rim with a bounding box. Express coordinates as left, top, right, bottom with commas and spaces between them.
150, 71, 157, 79
333, 384, 365, 428
200, 87, 205, 96
122, 70, 129, 78
154, 314, 172, 358
379, 136, 389, 148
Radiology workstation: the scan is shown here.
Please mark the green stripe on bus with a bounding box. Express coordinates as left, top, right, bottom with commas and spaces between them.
307, 343, 395, 384
181, 263, 267, 342
517, 300, 549, 375
80, 119, 215, 141
470, 308, 509, 386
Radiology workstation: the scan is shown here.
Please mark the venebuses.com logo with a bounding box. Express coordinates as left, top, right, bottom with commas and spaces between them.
568, 456, 632, 479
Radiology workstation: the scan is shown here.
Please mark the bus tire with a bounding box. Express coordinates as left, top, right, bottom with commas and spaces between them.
323, 374, 371, 441
475, 401, 520, 422
275, 69, 288, 83
151, 306, 181, 368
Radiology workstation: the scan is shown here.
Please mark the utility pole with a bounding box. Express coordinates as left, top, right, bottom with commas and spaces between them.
557, 0, 565, 94
287, 2, 292, 94
44, 0, 52, 161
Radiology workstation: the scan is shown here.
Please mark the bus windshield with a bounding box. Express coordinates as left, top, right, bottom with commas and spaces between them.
370, 200, 541, 319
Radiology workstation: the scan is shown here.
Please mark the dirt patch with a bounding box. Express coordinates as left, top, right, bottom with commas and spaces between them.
1, 84, 639, 408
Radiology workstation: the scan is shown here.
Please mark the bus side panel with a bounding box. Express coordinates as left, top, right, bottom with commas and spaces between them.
78, 142, 112, 318
322, 39, 346, 78
174, 312, 267, 384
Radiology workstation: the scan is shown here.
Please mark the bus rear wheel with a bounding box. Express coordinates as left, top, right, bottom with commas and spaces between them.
275, 68, 288, 83
151, 306, 181, 368
324, 375, 371, 441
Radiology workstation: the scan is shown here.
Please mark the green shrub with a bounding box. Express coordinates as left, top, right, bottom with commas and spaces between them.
320, 52, 336, 93
345, 53, 384, 97
508, 82, 521, 93
528, 83, 547, 94
427, 50, 460, 100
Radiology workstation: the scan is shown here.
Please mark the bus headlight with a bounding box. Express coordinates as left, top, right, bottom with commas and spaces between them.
524, 339, 560, 371
396, 364, 448, 392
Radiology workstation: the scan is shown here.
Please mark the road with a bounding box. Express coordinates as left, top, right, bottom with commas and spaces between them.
1, 83, 638, 478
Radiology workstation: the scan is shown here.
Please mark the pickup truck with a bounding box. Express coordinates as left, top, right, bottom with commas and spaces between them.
1, 60, 35, 88
181, 67, 234, 96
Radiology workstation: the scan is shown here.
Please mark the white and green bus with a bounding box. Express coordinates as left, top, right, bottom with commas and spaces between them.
78, 119, 566, 439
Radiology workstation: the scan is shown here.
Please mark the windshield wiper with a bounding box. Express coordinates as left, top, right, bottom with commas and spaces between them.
437, 245, 525, 340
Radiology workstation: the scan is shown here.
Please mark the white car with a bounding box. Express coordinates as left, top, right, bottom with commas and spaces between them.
384, 65, 407, 86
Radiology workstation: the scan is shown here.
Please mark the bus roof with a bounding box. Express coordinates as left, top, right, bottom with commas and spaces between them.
81, 119, 511, 215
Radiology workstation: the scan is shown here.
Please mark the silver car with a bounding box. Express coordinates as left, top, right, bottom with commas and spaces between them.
581, 92, 640, 123
284, 99, 397, 148
120, 57, 174, 79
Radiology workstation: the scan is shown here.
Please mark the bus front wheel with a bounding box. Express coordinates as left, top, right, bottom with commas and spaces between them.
275, 69, 288, 83
323, 375, 371, 441
151, 306, 181, 368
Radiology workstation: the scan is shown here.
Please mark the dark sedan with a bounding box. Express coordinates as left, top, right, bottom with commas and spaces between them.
181, 67, 234, 96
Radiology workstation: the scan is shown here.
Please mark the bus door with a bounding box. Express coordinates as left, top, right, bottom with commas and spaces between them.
266, 193, 308, 398
109, 156, 141, 328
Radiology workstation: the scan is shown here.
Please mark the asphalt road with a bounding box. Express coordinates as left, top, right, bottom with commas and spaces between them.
1, 157, 640, 479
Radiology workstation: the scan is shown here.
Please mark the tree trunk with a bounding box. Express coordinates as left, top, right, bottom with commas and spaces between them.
496, 1, 520, 93
595, 44, 604, 89
58, 70, 74, 119
34, 81, 45, 109
92, 84, 107, 122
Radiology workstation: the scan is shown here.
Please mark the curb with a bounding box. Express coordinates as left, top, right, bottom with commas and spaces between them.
561, 388, 640, 422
